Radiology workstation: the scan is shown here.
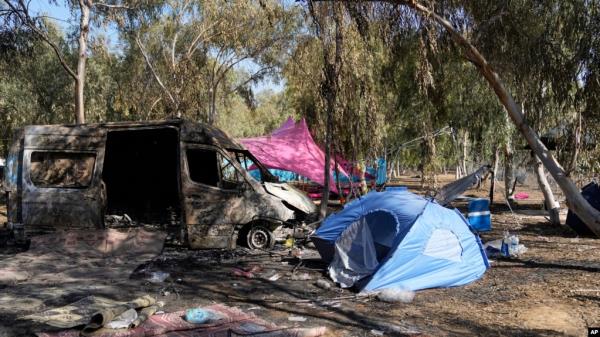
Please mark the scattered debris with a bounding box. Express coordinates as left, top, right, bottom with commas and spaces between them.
148, 271, 170, 283
514, 192, 529, 200
375, 287, 415, 303
232, 267, 255, 278
483, 239, 504, 258
37, 304, 328, 337
485, 232, 528, 258
185, 307, 224, 324
288, 315, 308, 322
246, 306, 262, 311
292, 272, 312, 281
315, 279, 332, 290
106, 308, 138, 329
370, 329, 385, 336
267, 273, 282, 281
22, 294, 156, 329
504, 233, 527, 257
105, 214, 133, 227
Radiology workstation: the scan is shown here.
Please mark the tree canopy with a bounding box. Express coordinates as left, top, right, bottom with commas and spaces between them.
1, 0, 600, 184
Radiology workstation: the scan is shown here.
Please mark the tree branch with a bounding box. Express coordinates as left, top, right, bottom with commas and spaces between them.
3, 0, 77, 80
227, 65, 275, 95
135, 35, 177, 106
94, 3, 133, 10
184, 20, 222, 60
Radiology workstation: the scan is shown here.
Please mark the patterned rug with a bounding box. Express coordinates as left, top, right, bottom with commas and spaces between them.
36, 304, 328, 337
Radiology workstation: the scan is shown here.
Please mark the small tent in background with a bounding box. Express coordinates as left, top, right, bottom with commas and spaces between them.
566, 181, 600, 237
240, 117, 349, 193
311, 189, 489, 292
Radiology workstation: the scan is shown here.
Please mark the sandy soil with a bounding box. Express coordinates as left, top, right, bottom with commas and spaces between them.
1, 175, 600, 336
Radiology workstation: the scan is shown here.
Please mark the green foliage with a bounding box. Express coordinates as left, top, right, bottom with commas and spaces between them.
1, 0, 600, 182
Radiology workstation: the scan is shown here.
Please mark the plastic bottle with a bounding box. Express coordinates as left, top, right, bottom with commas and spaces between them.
509, 235, 519, 256
501, 231, 509, 257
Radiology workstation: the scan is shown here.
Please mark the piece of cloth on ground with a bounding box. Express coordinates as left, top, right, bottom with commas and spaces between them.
0, 229, 165, 319
36, 304, 328, 337
0, 228, 166, 284
21, 295, 155, 329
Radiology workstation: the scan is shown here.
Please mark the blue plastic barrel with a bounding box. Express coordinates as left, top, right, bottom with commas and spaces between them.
468, 198, 491, 231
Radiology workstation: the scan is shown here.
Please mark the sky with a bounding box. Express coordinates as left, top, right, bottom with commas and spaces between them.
28, 0, 285, 94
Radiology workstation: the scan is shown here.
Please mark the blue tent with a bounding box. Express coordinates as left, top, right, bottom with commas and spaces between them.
311, 189, 489, 292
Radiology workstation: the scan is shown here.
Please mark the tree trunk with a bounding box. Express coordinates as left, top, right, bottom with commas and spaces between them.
334, 146, 342, 197
316, 2, 343, 219
320, 109, 333, 219
566, 110, 582, 177
490, 146, 499, 204
208, 86, 217, 125
533, 155, 561, 225
421, 120, 438, 189
399, 0, 600, 236
461, 130, 468, 176
75, 0, 91, 124
504, 141, 515, 199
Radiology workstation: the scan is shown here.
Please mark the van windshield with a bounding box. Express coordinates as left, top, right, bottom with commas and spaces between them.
227, 150, 277, 183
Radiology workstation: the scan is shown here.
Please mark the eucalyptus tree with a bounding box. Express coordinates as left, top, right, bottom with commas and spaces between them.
386, 0, 600, 234
0, 20, 70, 153
0, 0, 137, 124
123, 0, 300, 124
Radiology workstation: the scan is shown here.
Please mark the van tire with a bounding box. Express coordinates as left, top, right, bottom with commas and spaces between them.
246, 225, 274, 250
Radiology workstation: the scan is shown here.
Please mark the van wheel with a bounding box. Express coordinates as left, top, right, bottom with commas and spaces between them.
246, 226, 274, 250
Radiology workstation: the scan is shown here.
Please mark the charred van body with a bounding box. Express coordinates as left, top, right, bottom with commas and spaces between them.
3, 119, 317, 249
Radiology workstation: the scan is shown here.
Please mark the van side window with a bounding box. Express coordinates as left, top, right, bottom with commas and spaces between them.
187, 148, 219, 187
30, 152, 95, 188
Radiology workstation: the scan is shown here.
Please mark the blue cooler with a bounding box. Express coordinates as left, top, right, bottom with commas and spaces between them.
468, 198, 491, 231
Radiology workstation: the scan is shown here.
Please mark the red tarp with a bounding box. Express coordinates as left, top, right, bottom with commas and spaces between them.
240, 117, 349, 193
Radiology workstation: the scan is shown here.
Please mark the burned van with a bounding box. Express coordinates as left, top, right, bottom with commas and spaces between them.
3, 119, 317, 249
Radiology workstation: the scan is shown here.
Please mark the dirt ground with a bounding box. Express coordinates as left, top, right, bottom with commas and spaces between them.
1, 175, 600, 336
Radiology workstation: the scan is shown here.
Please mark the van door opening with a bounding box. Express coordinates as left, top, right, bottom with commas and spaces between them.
102, 128, 180, 225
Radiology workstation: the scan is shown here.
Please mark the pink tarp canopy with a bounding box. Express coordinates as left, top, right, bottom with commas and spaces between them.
240, 117, 349, 193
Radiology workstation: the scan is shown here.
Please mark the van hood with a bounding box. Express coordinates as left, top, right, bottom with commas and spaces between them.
263, 182, 317, 215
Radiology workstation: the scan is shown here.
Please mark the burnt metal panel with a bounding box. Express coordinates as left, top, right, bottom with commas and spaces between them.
180, 120, 244, 150
181, 143, 293, 249
21, 126, 107, 229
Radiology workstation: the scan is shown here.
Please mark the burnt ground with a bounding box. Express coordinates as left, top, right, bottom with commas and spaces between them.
1, 175, 600, 336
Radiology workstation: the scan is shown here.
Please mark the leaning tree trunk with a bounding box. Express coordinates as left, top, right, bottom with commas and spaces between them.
397, 0, 600, 236
533, 155, 561, 225
75, 0, 91, 124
